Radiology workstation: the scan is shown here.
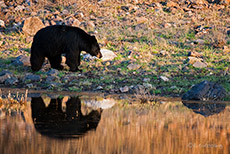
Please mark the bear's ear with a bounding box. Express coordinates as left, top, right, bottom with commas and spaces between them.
91, 35, 96, 39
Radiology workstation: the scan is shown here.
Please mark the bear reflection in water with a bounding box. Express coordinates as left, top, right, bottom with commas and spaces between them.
182, 101, 226, 117
31, 97, 102, 138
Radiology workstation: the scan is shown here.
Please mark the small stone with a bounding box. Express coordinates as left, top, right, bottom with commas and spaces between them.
134, 84, 145, 91
83, 53, 97, 61
61, 9, 69, 16
87, 21, 95, 29
159, 50, 168, 56
14, 5, 25, 11
101, 49, 117, 61
24, 74, 41, 82
193, 61, 207, 68
0, 20, 5, 28
136, 17, 148, 24
188, 51, 203, 58
143, 83, 153, 89
82, 81, 92, 86
143, 78, 150, 82
47, 69, 59, 76
26, 83, 33, 88
96, 86, 103, 90
127, 63, 141, 70
0, 73, 11, 84
194, 39, 205, 45
5, 77, 18, 85
45, 76, 57, 83
164, 23, 171, 28
72, 19, 81, 27
160, 76, 169, 82
187, 56, 202, 65
12, 55, 30, 66
120, 86, 129, 93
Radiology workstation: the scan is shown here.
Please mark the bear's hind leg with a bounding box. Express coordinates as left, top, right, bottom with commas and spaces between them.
48, 55, 64, 70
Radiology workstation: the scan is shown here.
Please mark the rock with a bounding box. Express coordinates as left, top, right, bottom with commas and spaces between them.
87, 21, 95, 29
127, 63, 141, 70
143, 78, 150, 82
24, 74, 41, 82
12, 55, 30, 66
0, 72, 12, 84
0, 20, 5, 28
134, 84, 145, 91
83, 49, 116, 62
182, 80, 227, 101
83, 53, 97, 61
5, 77, 18, 85
120, 86, 129, 93
166, 1, 178, 7
48, 82, 61, 89
0, 71, 13, 83
72, 19, 81, 27
194, 39, 205, 45
0, 70, 13, 76
136, 17, 148, 24
61, 9, 69, 16
47, 69, 59, 76
160, 76, 169, 82
192, 61, 207, 68
101, 49, 117, 61
22, 17, 45, 36
14, 5, 25, 11
26, 83, 34, 88
159, 50, 168, 56
96, 86, 103, 90
164, 23, 171, 28
45, 76, 58, 83
186, 56, 201, 64
188, 51, 203, 58
143, 83, 153, 89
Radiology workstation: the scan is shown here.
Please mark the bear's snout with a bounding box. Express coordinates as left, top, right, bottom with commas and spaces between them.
97, 52, 102, 58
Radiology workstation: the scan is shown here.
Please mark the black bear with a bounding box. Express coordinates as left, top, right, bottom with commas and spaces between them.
30, 25, 102, 72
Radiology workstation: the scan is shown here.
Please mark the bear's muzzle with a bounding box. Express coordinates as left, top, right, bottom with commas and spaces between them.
96, 52, 102, 58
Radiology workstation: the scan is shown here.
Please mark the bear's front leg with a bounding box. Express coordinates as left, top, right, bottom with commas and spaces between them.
66, 52, 82, 72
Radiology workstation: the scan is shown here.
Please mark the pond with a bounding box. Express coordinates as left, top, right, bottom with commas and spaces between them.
0, 91, 230, 154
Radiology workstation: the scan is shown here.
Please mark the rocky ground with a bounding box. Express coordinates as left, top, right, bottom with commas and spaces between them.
0, 0, 230, 99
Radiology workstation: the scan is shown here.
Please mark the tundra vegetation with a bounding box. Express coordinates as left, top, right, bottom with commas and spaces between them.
0, 0, 230, 99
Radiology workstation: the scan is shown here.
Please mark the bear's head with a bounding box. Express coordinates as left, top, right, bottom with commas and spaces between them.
89, 36, 102, 58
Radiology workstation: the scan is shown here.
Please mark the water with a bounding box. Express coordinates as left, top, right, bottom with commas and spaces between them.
1, 93, 230, 154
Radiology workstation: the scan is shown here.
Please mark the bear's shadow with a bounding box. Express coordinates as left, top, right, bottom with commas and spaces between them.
31, 96, 102, 139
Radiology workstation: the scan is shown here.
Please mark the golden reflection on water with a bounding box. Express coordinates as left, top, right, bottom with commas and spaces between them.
1, 96, 230, 154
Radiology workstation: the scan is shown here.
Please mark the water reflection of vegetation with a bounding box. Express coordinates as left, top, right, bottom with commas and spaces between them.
1, 97, 230, 154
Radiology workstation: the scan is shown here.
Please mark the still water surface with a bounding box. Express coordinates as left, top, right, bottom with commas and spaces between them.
0, 93, 230, 154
